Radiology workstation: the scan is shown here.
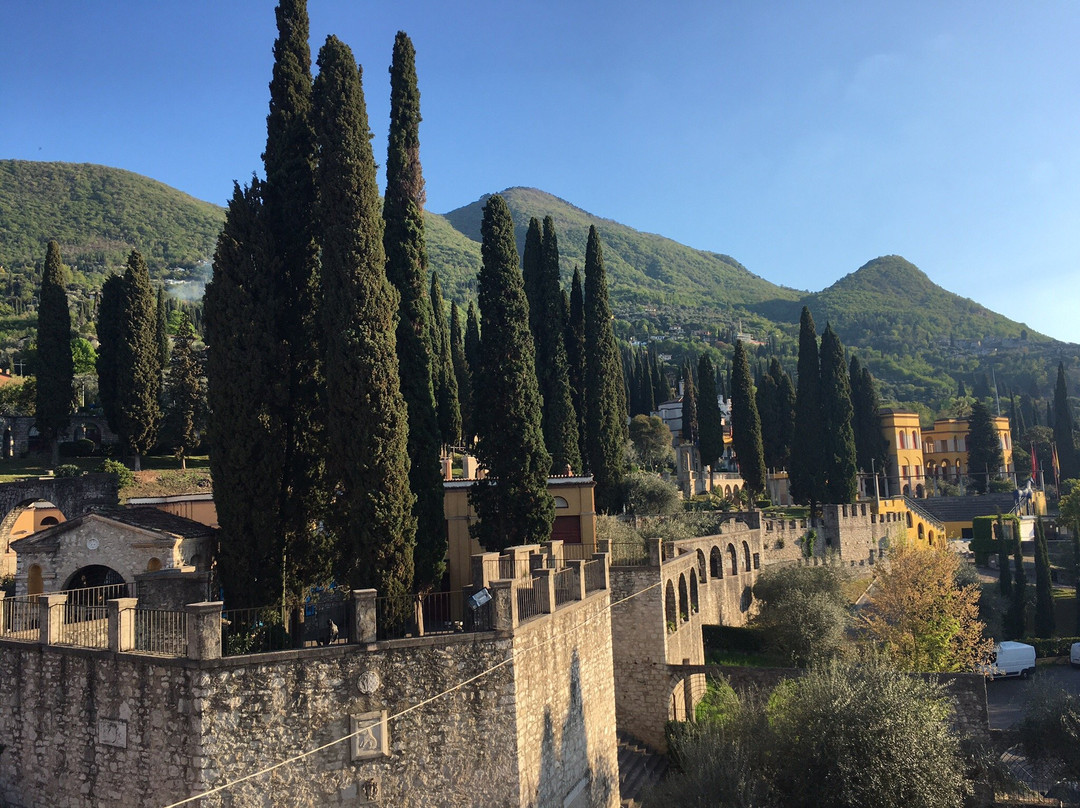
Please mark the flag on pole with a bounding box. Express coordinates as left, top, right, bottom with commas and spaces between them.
1031, 442, 1038, 479
1053, 442, 1062, 490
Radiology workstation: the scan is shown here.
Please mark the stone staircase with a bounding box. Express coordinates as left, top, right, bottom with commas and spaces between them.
618, 732, 669, 807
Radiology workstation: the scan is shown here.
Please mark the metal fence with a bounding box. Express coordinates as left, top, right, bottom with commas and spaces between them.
609, 540, 649, 566
221, 606, 290, 656
583, 560, 605, 593
553, 568, 576, 607
58, 604, 108, 648
499, 556, 532, 580
135, 609, 188, 656
517, 579, 543, 623
2, 597, 39, 639
59, 583, 136, 609
560, 543, 592, 562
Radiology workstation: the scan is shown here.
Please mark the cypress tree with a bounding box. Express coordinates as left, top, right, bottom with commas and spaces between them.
759, 358, 795, 472
756, 365, 777, 468
469, 195, 554, 551
1034, 516, 1055, 638
566, 266, 587, 454
731, 339, 766, 495
383, 30, 444, 591
681, 363, 698, 445
651, 348, 670, 405
465, 300, 482, 446
450, 302, 474, 448
35, 241, 73, 466
850, 356, 889, 495
164, 313, 203, 470
522, 217, 544, 341
430, 272, 461, 446
697, 354, 724, 468
967, 400, 1003, 494
206, 181, 286, 607
96, 274, 124, 437
819, 324, 858, 504
997, 512, 1012, 597
583, 226, 628, 513
775, 362, 796, 470
1055, 363, 1078, 482
791, 307, 822, 508
155, 286, 170, 371
116, 250, 162, 470
1007, 518, 1027, 639
314, 36, 415, 598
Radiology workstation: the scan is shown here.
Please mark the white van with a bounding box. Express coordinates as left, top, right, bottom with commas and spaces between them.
1070, 642, 1080, 668
980, 641, 1036, 680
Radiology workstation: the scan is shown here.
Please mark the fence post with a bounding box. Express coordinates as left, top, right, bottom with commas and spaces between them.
592, 552, 611, 591
647, 537, 663, 567
39, 593, 67, 645
108, 598, 137, 652
597, 538, 610, 555
185, 602, 223, 661
491, 579, 516, 634
0, 591, 5, 637
350, 589, 378, 644
472, 552, 501, 589
568, 560, 587, 600
547, 540, 564, 569
536, 569, 556, 613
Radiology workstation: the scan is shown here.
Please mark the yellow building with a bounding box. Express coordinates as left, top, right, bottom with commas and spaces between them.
922, 417, 1013, 488
443, 475, 597, 593
879, 409, 926, 496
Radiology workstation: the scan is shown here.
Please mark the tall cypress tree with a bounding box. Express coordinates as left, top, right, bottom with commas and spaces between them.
522, 217, 544, 342
996, 512, 1012, 597
314, 36, 415, 598
968, 400, 1003, 494
681, 362, 698, 445
430, 271, 461, 446
731, 339, 766, 495
791, 307, 822, 508
465, 300, 482, 447
1007, 519, 1027, 639
469, 195, 554, 551
1055, 363, 1078, 482
1034, 516, 1056, 638
850, 355, 889, 495
583, 226, 627, 513
566, 266, 587, 455
819, 324, 857, 504
450, 302, 474, 448
96, 274, 124, 437
698, 354, 724, 468
35, 241, 73, 466
164, 313, 203, 470
774, 361, 796, 471
206, 181, 286, 607
155, 286, 170, 371
383, 30, 444, 592
116, 250, 162, 470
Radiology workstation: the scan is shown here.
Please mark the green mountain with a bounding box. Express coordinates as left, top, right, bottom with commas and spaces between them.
0, 160, 224, 284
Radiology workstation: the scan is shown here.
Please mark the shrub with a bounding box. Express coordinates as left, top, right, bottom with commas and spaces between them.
58, 438, 95, 457
99, 458, 135, 490
1026, 637, 1080, 658
751, 565, 850, 667
54, 464, 82, 478
624, 472, 682, 517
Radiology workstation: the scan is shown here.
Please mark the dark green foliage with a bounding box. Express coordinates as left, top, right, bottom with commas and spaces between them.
1006, 515, 1028, 639
430, 271, 462, 446
450, 302, 473, 448
522, 217, 544, 340
624, 471, 681, 516
628, 414, 674, 470
205, 181, 286, 607
997, 513, 1013, 598
1019, 685, 1080, 782
1034, 517, 1055, 638
566, 266, 587, 454
731, 340, 766, 495
850, 355, 889, 493
115, 250, 162, 467
680, 362, 698, 445
1055, 362, 1079, 482
469, 194, 553, 551
790, 307, 822, 507
96, 275, 124, 436
967, 400, 1004, 494
383, 31, 444, 592
155, 287, 170, 371
314, 36, 416, 598
465, 300, 481, 444
163, 313, 203, 468
697, 355, 724, 468
35, 241, 73, 463
757, 358, 794, 472
583, 226, 628, 513
819, 324, 858, 503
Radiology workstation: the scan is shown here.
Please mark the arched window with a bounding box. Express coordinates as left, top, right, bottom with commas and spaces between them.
696, 549, 707, 582
742, 541, 751, 572
710, 546, 723, 579
727, 544, 738, 576
27, 564, 43, 596
679, 575, 689, 622
917, 524, 925, 542
665, 581, 677, 629
899, 431, 906, 449
147, 557, 162, 572
40, 516, 59, 527
906, 511, 913, 528
553, 496, 569, 509
913, 431, 920, 449
689, 570, 699, 615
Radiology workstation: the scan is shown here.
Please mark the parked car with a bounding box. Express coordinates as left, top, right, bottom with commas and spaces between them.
1070, 641, 1080, 668
979, 641, 1037, 680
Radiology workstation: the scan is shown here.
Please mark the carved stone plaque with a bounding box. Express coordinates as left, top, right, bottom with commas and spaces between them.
356, 671, 380, 694
97, 718, 127, 748
350, 710, 388, 761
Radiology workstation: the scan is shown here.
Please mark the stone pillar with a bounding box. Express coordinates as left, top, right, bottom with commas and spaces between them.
491, 579, 516, 634
461, 453, 477, 480
546, 540, 564, 569
185, 602, 223, 661
351, 589, 377, 644
597, 538, 610, 555
536, 569, 556, 613
108, 597, 137, 652
0, 591, 5, 637
682, 660, 695, 721
568, 560, 587, 600
592, 552, 611, 591
472, 552, 501, 590
39, 593, 67, 645
647, 537, 663, 567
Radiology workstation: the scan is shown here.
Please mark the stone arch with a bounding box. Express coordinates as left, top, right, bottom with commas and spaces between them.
147, 557, 162, 572
0, 476, 119, 559
918, 523, 925, 542
689, 569, 699, 615
906, 511, 913, 529
665, 580, 677, 628
64, 564, 125, 591
39, 515, 59, 527
727, 543, 737, 576
928, 530, 935, 545
678, 574, 689, 622
710, 545, 723, 579
724, 485, 732, 497
696, 549, 707, 582
27, 563, 42, 596
742, 541, 751, 572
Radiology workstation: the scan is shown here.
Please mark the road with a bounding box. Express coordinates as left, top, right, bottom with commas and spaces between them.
986, 662, 1080, 730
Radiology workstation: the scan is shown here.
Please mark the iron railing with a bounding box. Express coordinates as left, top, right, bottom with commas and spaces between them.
560, 543, 592, 562
58, 604, 108, 648
221, 606, 290, 656
583, 560, 605, 593
498, 556, 532, 580
2, 597, 38, 639
609, 540, 649, 567
135, 609, 188, 656
517, 579, 542, 623
553, 568, 576, 607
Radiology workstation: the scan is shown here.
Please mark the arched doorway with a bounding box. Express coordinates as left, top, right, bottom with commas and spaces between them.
27, 564, 43, 596
64, 565, 125, 590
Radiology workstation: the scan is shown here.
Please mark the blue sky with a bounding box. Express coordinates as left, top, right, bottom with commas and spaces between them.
3, 2, 1079, 341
